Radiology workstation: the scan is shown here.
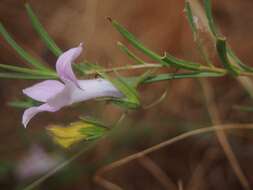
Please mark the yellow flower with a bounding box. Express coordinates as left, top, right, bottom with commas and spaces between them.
47, 121, 106, 148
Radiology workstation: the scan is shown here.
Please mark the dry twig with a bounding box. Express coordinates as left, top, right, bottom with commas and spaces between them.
94, 124, 253, 189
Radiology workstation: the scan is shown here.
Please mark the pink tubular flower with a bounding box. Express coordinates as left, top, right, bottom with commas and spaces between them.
22, 43, 122, 127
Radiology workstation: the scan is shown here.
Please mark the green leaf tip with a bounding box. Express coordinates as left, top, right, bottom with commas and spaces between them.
184, 0, 197, 37
216, 38, 241, 76
203, 0, 219, 36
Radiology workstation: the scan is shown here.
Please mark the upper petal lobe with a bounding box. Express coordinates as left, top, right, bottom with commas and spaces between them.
56, 43, 83, 87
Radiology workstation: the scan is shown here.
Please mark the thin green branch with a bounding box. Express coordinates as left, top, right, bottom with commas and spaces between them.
85, 63, 162, 75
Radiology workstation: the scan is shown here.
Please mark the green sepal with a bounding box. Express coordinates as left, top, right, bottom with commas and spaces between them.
79, 126, 108, 140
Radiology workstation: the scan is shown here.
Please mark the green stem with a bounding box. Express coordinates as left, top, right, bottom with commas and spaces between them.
80, 62, 253, 79
85, 63, 163, 74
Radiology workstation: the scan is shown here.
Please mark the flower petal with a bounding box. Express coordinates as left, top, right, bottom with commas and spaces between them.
22, 78, 122, 128
47, 80, 75, 108
23, 80, 64, 102
70, 78, 123, 104
47, 122, 92, 148
56, 43, 83, 87
22, 103, 60, 128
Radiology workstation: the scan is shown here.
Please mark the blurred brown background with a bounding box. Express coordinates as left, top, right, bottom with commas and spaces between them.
1, 0, 253, 189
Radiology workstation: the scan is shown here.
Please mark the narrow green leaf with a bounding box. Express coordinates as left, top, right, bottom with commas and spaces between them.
117, 41, 145, 65
103, 70, 153, 109
202, 0, 253, 73
110, 98, 140, 109
0, 72, 57, 80
0, 23, 50, 71
25, 3, 62, 57
79, 116, 108, 128
109, 18, 168, 66
216, 38, 240, 76
25, 0, 90, 75
91, 64, 140, 101
112, 74, 140, 103
185, 1, 197, 37
162, 53, 201, 70
99, 72, 140, 109
140, 71, 225, 84
0, 63, 56, 76
203, 0, 219, 36
227, 48, 253, 72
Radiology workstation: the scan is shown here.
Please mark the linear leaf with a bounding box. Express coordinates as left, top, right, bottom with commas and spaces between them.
0, 72, 57, 80
227, 48, 253, 72
109, 18, 168, 66
216, 38, 241, 76
203, 0, 219, 36
185, 1, 197, 37
203, 0, 253, 73
162, 53, 201, 70
102, 75, 140, 109
79, 116, 108, 128
0, 63, 56, 76
0, 23, 50, 70
141, 71, 225, 84
111, 74, 140, 104
25, 3, 62, 57
117, 41, 145, 65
